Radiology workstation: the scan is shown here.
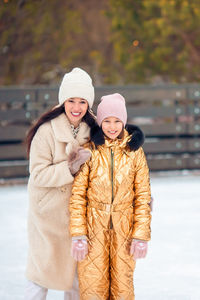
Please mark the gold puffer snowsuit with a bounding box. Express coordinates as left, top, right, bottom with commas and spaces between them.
70, 128, 151, 300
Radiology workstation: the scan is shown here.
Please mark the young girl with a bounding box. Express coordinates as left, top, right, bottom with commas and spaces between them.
69, 93, 152, 300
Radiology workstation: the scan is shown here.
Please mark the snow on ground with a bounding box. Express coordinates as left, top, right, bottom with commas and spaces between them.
0, 173, 200, 300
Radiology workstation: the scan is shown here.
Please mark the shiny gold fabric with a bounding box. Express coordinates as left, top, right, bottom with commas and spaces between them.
70, 130, 151, 300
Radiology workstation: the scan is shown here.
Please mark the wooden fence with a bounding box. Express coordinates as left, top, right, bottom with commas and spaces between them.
0, 84, 200, 179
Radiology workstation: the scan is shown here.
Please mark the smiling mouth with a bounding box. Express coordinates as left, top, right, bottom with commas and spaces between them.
71, 112, 81, 117
108, 131, 117, 134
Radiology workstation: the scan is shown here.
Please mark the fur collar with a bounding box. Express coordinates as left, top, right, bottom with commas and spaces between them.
90, 123, 144, 151
51, 113, 90, 154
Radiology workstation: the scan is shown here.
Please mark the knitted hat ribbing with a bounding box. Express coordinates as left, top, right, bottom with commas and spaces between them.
97, 93, 127, 126
58, 67, 95, 108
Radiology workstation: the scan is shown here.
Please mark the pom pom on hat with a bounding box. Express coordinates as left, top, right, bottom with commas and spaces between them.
97, 93, 127, 126
58, 67, 95, 108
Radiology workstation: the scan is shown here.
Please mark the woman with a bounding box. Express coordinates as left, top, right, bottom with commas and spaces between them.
24, 67, 96, 300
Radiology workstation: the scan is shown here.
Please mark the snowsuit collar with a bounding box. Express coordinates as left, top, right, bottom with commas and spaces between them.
90, 123, 144, 151
104, 130, 131, 150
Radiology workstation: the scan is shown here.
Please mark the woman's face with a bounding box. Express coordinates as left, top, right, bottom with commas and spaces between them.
101, 117, 123, 140
64, 97, 88, 127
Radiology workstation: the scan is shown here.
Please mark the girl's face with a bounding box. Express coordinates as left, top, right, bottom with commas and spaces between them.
102, 117, 123, 140
64, 97, 88, 127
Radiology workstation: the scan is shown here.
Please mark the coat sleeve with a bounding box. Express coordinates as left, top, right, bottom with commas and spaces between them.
69, 159, 90, 237
132, 147, 152, 241
29, 129, 74, 188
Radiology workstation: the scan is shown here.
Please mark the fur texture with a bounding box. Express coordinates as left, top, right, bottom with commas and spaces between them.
90, 123, 145, 151
26, 113, 90, 290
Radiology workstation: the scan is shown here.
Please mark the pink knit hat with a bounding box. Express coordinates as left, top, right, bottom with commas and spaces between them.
97, 93, 127, 126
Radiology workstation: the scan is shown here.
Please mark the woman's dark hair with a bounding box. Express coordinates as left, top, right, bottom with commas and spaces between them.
82, 108, 97, 128
25, 104, 97, 158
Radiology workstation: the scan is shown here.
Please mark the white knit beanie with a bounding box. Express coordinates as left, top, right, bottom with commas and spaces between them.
58, 67, 95, 108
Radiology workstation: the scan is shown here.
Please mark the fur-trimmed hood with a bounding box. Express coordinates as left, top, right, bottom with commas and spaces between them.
90, 124, 145, 151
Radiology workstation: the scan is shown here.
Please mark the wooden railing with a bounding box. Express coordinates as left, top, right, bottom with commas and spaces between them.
0, 84, 200, 178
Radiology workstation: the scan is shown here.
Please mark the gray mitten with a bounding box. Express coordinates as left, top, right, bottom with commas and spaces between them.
68, 147, 91, 175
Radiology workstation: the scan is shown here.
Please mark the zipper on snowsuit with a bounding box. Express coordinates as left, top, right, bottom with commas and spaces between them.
110, 149, 114, 229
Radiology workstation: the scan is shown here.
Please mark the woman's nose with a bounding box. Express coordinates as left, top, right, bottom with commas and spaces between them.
73, 103, 81, 111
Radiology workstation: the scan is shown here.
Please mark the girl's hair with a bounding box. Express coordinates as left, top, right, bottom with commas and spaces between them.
25, 104, 97, 158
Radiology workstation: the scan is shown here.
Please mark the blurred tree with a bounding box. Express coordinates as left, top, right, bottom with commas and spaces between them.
0, 0, 83, 84
107, 0, 200, 83
1, 0, 200, 84
0, 0, 112, 85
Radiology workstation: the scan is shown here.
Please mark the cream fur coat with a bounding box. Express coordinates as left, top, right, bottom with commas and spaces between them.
26, 113, 90, 290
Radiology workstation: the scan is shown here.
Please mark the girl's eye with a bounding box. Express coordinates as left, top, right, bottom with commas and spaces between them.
68, 99, 74, 102
80, 101, 87, 104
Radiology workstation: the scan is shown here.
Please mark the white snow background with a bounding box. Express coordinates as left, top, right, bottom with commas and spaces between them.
0, 173, 200, 300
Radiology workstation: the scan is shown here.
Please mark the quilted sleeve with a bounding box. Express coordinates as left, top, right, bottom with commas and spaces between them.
69, 160, 90, 237
132, 147, 152, 241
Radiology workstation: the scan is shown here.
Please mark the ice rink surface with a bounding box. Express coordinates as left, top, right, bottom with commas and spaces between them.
0, 172, 200, 300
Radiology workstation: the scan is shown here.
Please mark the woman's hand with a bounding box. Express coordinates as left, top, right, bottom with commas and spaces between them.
130, 239, 148, 260
71, 239, 88, 261
68, 147, 91, 175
